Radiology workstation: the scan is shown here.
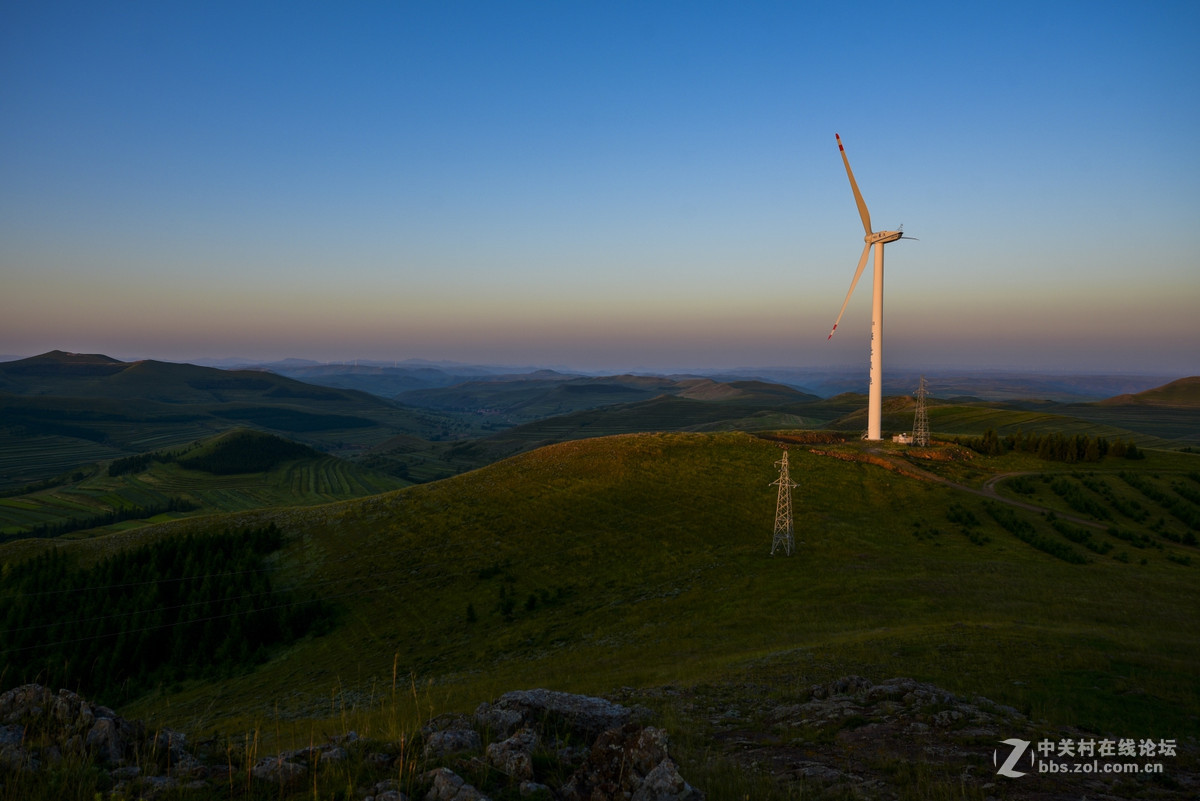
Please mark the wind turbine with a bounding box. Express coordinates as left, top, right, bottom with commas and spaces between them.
826, 133, 909, 441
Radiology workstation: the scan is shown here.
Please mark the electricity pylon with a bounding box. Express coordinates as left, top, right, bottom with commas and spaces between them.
770, 450, 797, 556
912, 375, 930, 446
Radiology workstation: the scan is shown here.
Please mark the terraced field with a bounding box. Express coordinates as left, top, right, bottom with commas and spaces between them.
0, 435, 124, 487
0, 451, 404, 540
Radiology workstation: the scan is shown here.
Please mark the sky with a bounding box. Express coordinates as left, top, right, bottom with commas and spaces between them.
2, 1, 1198, 375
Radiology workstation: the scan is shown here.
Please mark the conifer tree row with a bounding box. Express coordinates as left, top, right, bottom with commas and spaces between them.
956, 429, 1144, 462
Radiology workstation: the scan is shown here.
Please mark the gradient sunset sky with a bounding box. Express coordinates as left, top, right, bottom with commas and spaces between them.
2, 1, 1197, 374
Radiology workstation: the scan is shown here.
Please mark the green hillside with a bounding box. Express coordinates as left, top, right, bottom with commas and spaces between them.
0, 429, 405, 541
0, 352, 470, 490
367, 388, 1188, 486
3, 433, 1190, 750
1098, 375, 1200, 407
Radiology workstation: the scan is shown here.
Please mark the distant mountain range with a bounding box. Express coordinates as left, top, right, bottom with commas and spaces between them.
239, 360, 1182, 403
2, 352, 1184, 402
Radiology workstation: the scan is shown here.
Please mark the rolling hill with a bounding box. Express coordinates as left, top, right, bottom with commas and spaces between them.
0, 428, 405, 541
5, 352, 1196, 506
364, 381, 829, 481
1046, 376, 1200, 446
365, 381, 1195, 486
0, 351, 467, 490
1098, 375, 1200, 407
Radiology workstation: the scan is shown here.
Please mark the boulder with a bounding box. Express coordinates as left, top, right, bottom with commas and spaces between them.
424, 727, 482, 758
421, 766, 490, 801
475, 689, 638, 741
632, 757, 703, 801
85, 717, 125, 764
485, 726, 539, 781
561, 724, 702, 801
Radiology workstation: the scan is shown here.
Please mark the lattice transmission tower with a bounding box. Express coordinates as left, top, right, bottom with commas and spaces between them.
770, 450, 798, 556
912, 375, 931, 446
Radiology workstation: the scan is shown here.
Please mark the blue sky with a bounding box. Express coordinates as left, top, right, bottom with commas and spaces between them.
2, 1, 1197, 374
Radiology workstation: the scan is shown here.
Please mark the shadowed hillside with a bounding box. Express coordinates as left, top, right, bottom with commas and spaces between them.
0, 352, 466, 489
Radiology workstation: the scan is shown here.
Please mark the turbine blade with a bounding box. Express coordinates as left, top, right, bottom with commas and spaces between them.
836, 133, 872, 235
828, 243, 872, 340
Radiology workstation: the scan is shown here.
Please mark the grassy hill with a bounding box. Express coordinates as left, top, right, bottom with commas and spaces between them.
365, 387, 836, 483
367, 387, 1191, 486
0, 429, 404, 541
4, 433, 1193, 750
0, 352, 471, 490
1098, 376, 1200, 407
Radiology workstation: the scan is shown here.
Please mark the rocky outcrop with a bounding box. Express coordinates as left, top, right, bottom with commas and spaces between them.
0, 684, 145, 770
474, 688, 643, 740
423, 727, 482, 759
0, 684, 700, 800
7, 677, 1197, 799
621, 675, 1200, 801
560, 723, 701, 801
484, 726, 538, 780
420, 766, 488, 800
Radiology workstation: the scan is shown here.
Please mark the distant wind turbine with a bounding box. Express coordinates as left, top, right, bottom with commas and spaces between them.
826, 133, 911, 441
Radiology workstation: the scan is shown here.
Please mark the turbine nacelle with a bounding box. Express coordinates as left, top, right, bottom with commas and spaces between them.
867, 230, 903, 245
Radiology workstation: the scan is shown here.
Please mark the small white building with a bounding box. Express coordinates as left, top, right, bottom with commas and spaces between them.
892, 433, 913, 444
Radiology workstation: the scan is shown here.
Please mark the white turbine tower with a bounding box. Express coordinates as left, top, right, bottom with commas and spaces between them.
826, 133, 909, 441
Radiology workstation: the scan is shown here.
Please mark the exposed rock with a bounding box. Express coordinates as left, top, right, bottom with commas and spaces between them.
519, 779, 551, 797
475, 688, 640, 741
370, 791, 408, 801
85, 717, 125, 764
0, 684, 699, 800
0, 684, 148, 769
474, 705, 524, 738
424, 727, 482, 759
366, 778, 408, 801
422, 713, 474, 737
251, 754, 308, 784
0, 724, 23, 746
561, 723, 703, 801
155, 727, 187, 757
485, 726, 538, 780
5, 679, 1199, 800
632, 757, 703, 801
421, 766, 490, 801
